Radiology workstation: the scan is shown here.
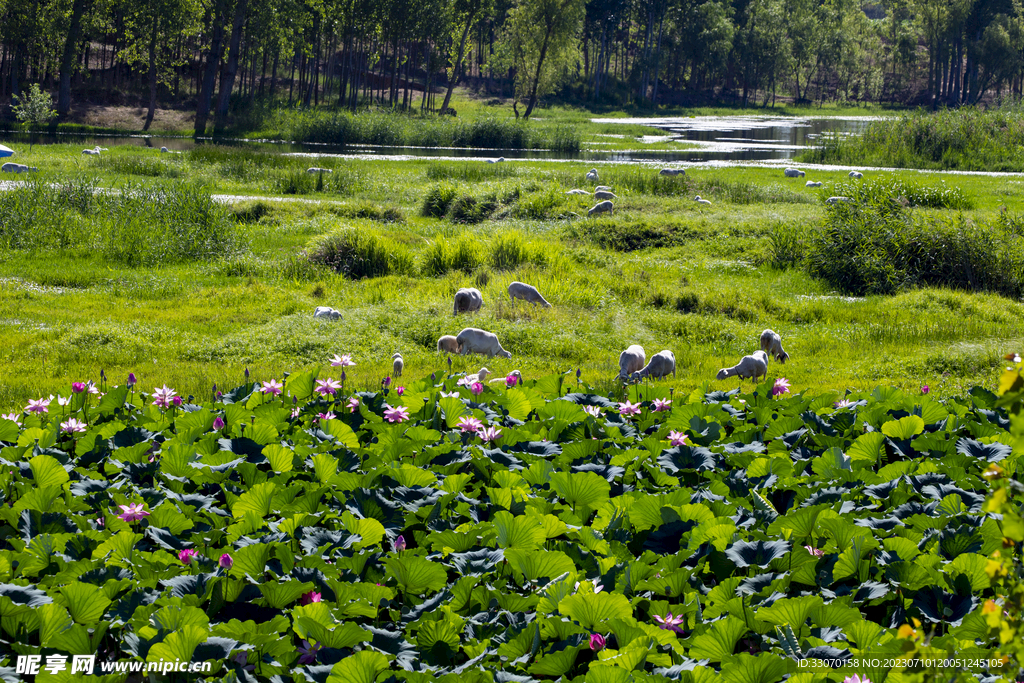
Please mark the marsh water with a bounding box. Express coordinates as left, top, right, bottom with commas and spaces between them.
0, 116, 876, 163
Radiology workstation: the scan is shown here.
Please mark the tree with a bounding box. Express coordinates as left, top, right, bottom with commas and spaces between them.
13, 83, 57, 127
494, 0, 584, 119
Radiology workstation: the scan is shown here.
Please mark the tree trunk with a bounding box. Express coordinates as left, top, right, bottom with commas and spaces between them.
440, 15, 474, 114
214, 0, 249, 132
57, 0, 89, 116
195, 0, 229, 135
522, 23, 554, 119
144, 15, 160, 131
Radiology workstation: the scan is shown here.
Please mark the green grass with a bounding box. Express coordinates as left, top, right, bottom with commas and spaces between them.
1, 145, 1023, 410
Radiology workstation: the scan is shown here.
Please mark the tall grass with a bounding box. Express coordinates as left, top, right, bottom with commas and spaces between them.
799, 106, 1024, 171
306, 228, 413, 279
421, 231, 481, 276
575, 167, 813, 205
807, 201, 1024, 297
824, 176, 972, 210
0, 177, 240, 266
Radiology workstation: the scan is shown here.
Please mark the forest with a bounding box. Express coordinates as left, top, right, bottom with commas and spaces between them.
2, 0, 1024, 133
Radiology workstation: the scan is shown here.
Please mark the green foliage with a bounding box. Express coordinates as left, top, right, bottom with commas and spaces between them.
12, 84, 56, 127
421, 231, 481, 276
306, 227, 414, 279
422, 183, 459, 218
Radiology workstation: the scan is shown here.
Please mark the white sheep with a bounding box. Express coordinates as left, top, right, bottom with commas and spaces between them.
565, 189, 591, 196
617, 345, 646, 380
392, 352, 404, 378
457, 328, 512, 358
825, 196, 851, 205
716, 350, 769, 383
1, 163, 36, 173
307, 167, 333, 174
489, 369, 521, 384
631, 349, 676, 381
594, 190, 617, 200
588, 200, 614, 217
660, 169, 685, 176
437, 335, 461, 354
586, 168, 599, 182
759, 329, 790, 364
464, 366, 491, 384
849, 171, 863, 179
82, 148, 100, 156
508, 281, 551, 308
485, 157, 505, 163
160, 147, 169, 153
694, 195, 711, 205
454, 287, 483, 315
805, 181, 823, 188
784, 168, 806, 178
313, 306, 342, 320
595, 186, 613, 192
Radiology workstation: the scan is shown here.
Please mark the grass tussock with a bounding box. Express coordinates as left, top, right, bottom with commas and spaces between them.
808, 201, 1024, 297
306, 227, 414, 279
800, 105, 1024, 171
826, 176, 972, 210
421, 232, 482, 276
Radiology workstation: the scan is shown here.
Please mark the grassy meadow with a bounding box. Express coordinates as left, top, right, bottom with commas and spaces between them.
2, 142, 1024, 410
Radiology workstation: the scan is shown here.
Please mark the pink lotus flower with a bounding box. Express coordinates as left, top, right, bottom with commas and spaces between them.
394, 535, 407, 552
347, 397, 359, 412
440, 390, 460, 398
72, 382, 87, 394
583, 405, 602, 418
213, 416, 225, 430
457, 416, 483, 433
505, 374, 519, 388
844, 676, 871, 683
456, 376, 473, 387
317, 411, 337, 422
314, 378, 341, 396
152, 385, 177, 409
589, 633, 606, 651
654, 613, 685, 634
1, 413, 21, 425
921, 385, 930, 394
618, 400, 642, 416
171, 396, 183, 407
297, 640, 321, 665
117, 503, 150, 522
804, 546, 824, 557
300, 591, 322, 605
384, 405, 410, 423
480, 426, 502, 443
772, 378, 791, 397
261, 379, 283, 396
127, 372, 137, 386
471, 382, 484, 396
61, 418, 87, 434
667, 431, 688, 447
25, 397, 51, 414
330, 354, 355, 367
652, 398, 672, 412
382, 376, 392, 388
290, 407, 301, 418
834, 399, 852, 409
232, 653, 255, 673
179, 549, 199, 564
219, 553, 233, 569
394, 386, 404, 397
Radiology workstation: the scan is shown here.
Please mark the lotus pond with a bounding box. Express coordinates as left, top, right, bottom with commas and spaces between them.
0, 363, 1022, 682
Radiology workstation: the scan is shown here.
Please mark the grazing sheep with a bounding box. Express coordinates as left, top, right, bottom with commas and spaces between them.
313, 306, 342, 320
307, 167, 333, 174
594, 190, 617, 200
784, 168, 806, 178
160, 146, 169, 153
586, 168, 599, 182
565, 189, 591, 196
1, 163, 36, 173
759, 329, 790, 363
392, 352, 404, 378
485, 157, 506, 163
631, 349, 676, 381
595, 186, 613, 192
437, 335, 461, 354
805, 181, 823, 188
82, 148, 100, 156
617, 345, 646, 380
849, 171, 863, 179
457, 328, 512, 358
454, 287, 483, 315
489, 369, 521, 384
588, 200, 614, 217
825, 196, 851, 205
716, 350, 769, 383
508, 281, 552, 308
660, 169, 685, 176
694, 195, 712, 205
